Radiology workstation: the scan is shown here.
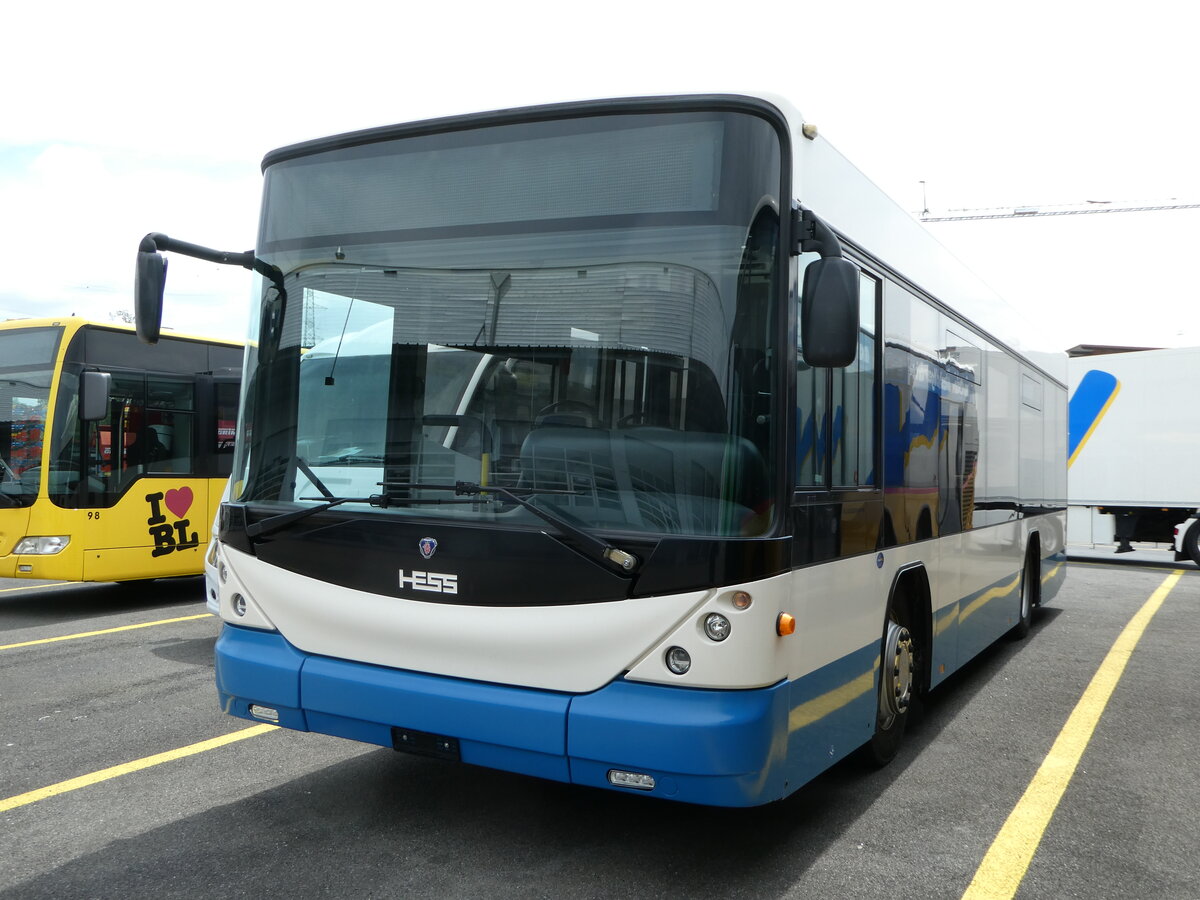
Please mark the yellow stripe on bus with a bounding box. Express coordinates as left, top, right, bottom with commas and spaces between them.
0, 724, 277, 813
960, 569, 1183, 900
0, 613, 214, 651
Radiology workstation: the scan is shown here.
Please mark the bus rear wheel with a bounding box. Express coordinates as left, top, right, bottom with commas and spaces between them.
863, 600, 916, 767
1007, 548, 1037, 640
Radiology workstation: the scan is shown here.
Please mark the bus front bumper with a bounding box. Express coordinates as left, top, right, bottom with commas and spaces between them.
215, 624, 793, 807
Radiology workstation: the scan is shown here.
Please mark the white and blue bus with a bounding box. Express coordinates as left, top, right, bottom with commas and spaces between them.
136, 94, 1066, 807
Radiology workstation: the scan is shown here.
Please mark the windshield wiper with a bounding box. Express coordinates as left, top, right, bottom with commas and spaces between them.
242, 457, 352, 538
243, 470, 639, 575
244, 496, 370, 538
379, 480, 640, 574
243, 490, 483, 539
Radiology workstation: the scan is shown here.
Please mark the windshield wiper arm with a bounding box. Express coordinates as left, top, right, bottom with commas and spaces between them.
379, 480, 640, 574
244, 495, 377, 539
295, 457, 336, 499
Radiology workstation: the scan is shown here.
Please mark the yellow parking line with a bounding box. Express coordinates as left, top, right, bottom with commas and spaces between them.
961, 569, 1184, 900
0, 613, 214, 651
0, 724, 277, 813
0, 582, 71, 593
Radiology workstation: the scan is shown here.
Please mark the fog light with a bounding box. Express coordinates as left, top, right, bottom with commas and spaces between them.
704, 613, 731, 642
232, 593, 247, 616
249, 704, 279, 723
665, 646, 691, 675
608, 770, 655, 791
13, 536, 70, 555
732, 590, 752, 610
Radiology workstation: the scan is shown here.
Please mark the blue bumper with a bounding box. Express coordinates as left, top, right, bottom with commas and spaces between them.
216, 625, 872, 806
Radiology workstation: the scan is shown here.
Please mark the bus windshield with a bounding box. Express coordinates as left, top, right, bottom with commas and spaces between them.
236, 109, 784, 538
0, 326, 61, 508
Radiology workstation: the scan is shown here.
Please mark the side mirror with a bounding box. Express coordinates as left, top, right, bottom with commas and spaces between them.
801, 257, 859, 368
135, 236, 167, 345
79, 371, 111, 422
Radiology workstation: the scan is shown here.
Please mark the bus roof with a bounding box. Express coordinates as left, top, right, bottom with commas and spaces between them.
260, 92, 1062, 383
0, 316, 242, 349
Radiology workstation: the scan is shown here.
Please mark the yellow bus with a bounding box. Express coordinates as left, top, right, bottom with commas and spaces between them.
0, 317, 241, 582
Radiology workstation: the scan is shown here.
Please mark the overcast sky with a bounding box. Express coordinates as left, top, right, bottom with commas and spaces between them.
3, 0, 1197, 353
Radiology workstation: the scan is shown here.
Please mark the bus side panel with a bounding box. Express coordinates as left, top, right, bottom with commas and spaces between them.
80, 478, 211, 581
783, 640, 878, 784
1041, 546, 1067, 604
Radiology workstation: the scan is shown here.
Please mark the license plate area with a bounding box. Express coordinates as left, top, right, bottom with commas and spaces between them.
391, 726, 461, 761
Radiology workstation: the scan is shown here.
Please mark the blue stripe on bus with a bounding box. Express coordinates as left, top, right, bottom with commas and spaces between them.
1067, 369, 1120, 466
216, 624, 889, 806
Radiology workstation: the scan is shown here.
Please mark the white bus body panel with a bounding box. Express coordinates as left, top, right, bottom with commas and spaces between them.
217, 544, 795, 693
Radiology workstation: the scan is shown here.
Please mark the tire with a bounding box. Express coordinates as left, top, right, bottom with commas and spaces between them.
862, 594, 917, 767
1184, 521, 1200, 568
1007, 550, 1036, 640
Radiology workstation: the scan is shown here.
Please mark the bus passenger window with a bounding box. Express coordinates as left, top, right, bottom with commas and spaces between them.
146, 378, 195, 474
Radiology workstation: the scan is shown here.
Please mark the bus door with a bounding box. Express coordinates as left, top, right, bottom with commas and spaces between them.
75, 372, 208, 580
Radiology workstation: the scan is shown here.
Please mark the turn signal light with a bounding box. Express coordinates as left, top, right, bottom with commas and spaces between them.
776, 613, 796, 636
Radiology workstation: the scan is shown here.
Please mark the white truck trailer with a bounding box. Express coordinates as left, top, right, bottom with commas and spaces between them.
1067, 345, 1200, 565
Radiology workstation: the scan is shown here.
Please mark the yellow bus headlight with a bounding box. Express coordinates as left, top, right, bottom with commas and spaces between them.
13, 536, 71, 555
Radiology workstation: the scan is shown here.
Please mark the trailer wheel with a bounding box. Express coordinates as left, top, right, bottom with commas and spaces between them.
1184, 521, 1200, 567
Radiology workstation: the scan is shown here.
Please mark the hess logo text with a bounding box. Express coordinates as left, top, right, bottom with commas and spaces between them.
398, 569, 458, 594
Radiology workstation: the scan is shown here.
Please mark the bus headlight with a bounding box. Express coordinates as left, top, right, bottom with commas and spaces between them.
703, 613, 731, 642
665, 646, 691, 675
13, 536, 71, 555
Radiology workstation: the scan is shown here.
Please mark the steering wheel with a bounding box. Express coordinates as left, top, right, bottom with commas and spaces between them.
536, 400, 598, 425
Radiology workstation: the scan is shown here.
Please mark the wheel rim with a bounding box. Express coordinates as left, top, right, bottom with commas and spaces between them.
879, 621, 914, 726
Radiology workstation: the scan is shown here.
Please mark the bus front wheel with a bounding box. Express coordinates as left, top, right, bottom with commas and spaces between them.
863, 598, 916, 767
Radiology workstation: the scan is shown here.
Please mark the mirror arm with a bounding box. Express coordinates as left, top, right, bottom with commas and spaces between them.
791, 205, 845, 259
139, 233, 286, 294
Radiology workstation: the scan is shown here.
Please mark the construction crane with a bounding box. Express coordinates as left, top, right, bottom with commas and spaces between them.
918, 198, 1200, 223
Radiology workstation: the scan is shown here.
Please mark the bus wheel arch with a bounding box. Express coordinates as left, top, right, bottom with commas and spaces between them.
862, 564, 931, 767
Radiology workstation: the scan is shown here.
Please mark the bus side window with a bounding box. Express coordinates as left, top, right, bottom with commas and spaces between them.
146, 378, 195, 475
214, 382, 239, 477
